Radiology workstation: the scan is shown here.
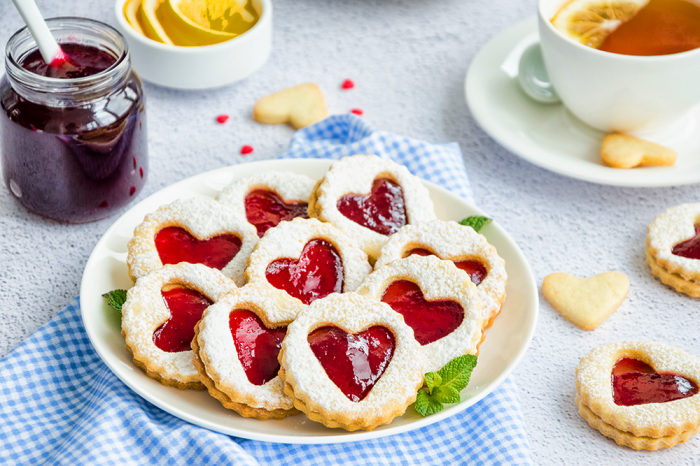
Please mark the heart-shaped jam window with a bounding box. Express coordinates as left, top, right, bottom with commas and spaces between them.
155, 227, 242, 270
229, 310, 287, 386
244, 190, 309, 237
381, 280, 464, 345
409, 248, 488, 285
265, 239, 344, 304
672, 225, 700, 260
337, 178, 406, 236
308, 326, 395, 402
154, 288, 213, 353
611, 357, 699, 406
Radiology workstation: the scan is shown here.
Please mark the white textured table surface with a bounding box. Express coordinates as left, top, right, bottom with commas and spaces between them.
1, 1, 699, 464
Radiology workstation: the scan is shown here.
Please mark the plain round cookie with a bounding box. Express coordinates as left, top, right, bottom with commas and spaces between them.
647, 203, 700, 283
279, 293, 424, 431
127, 197, 258, 286
375, 219, 507, 325
121, 263, 236, 390
308, 154, 436, 262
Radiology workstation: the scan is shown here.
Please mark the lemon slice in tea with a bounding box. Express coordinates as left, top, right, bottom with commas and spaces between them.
551, 0, 649, 49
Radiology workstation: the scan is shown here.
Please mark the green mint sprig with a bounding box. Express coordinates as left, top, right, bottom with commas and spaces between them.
414, 355, 478, 417
102, 289, 128, 315
459, 216, 492, 233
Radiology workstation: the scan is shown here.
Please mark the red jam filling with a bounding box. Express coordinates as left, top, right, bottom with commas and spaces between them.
308, 326, 395, 402
381, 280, 464, 345
672, 225, 700, 260
337, 178, 406, 236
265, 239, 344, 304
21, 43, 116, 79
409, 248, 488, 285
154, 288, 213, 353
611, 357, 699, 406
244, 190, 309, 237
155, 227, 242, 270
229, 310, 287, 386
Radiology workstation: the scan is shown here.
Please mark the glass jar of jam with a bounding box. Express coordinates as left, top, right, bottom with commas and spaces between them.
1, 17, 147, 223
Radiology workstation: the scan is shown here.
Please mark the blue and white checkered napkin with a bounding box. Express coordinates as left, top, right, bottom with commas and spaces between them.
0, 115, 532, 466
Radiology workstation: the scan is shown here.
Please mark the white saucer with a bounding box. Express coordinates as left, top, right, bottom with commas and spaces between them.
465, 17, 700, 187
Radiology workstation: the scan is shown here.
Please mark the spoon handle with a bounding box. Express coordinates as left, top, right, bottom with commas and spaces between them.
11, 0, 62, 64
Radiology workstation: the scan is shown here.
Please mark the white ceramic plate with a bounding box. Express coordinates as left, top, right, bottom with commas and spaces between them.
466, 17, 700, 187
80, 159, 538, 444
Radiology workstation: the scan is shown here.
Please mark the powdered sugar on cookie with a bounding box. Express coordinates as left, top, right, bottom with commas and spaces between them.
647, 203, 700, 282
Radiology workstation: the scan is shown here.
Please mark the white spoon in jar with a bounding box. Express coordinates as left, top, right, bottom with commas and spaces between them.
11, 0, 70, 67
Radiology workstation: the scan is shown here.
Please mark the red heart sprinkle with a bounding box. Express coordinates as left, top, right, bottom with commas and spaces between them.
341, 79, 355, 90
216, 114, 229, 124
129, 186, 136, 196
350, 109, 363, 115
139, 167, 144, 178
240, 145, 254, 155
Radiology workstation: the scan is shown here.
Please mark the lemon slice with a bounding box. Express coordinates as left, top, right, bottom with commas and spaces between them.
160, 0, 239, 46
551, 0, 649, 49
138, 0, 175, 45
124, 0, 146, 35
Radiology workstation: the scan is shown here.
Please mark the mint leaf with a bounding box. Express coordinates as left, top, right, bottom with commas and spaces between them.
438, 355, 478, 394
433, 385, 461, 404
459, 216, 491, 233
424, 372, 442, 395
415, 389, 444, 417
102, 289, 127, 314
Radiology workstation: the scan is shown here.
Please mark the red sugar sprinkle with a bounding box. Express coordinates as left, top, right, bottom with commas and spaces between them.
216, 114, 230, 124
140, 167, 144, 178
129, 186, 136, 196
341, 79, 355, 90
350, 108, 363, 116
133, 157, 137, 169
240, 145, 254, 155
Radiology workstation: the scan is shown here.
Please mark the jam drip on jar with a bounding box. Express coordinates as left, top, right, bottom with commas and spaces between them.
229, 310, 287, 386
308, 326, 395, 402
381, 280, 464, 346
672, 225, 700, 260
154, 288, 213, 353
21, 44, 116, 79
155, 227, 242, 270
611, 357, 699, 406
244, 190, 309, 237
337, 178, 406, 236
408, 248, 488, 285
265, 239, 344, 304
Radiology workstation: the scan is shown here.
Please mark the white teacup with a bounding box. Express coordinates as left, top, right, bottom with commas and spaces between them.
536, 0, 700, 133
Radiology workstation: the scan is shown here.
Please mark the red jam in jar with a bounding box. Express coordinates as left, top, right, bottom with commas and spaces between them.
1, 18, 147, 223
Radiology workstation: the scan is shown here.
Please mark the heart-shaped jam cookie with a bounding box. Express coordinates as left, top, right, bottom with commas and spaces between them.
612, 357, 699, 406
192, 283, 304, 420
121, 263, 236, 390
309, 155, 436, 261
266, 239, 344, 305
279, 293, 424, 431
246, 218, 371, 306
381, 280, 464, 345
244, 190, 309, 237
672, 225, 700, 260
376, 220, 506, 328
409, 248, 487, 285
155, 227, 242, 270
308, 326, 395, 402
230, 310, 287, 386
576, 341, 700, 449
127, 197, 258, 286
154, 287, 213, 353
355, 255, 483, 373
337, 178, 406, 236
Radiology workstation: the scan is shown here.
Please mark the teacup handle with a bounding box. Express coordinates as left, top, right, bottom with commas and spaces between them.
517, 43, 560, 104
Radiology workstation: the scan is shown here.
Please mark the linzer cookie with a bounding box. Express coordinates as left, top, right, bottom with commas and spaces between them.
375, 220, 506, 327
245, 218, 372, 305
127, 197, 258, 286
216, 172, 315, 237
355, 255, 484, 372
192, 283, 304, 419
646, 203, 700, 297
308, 155, 436, 262
576, 341, 700, 450
279, 293, 424, 431
121, 263, 236, 390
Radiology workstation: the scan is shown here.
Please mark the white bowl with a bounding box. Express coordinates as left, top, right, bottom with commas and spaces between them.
114, 0, 272, 89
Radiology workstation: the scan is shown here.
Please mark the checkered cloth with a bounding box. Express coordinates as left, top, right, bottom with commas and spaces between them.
0, 115, 532, 465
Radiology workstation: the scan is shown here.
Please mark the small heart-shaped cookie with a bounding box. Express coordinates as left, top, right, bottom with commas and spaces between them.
253, 83, 327, 129
601, 133, 677, 169
542, 271, 629, 330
